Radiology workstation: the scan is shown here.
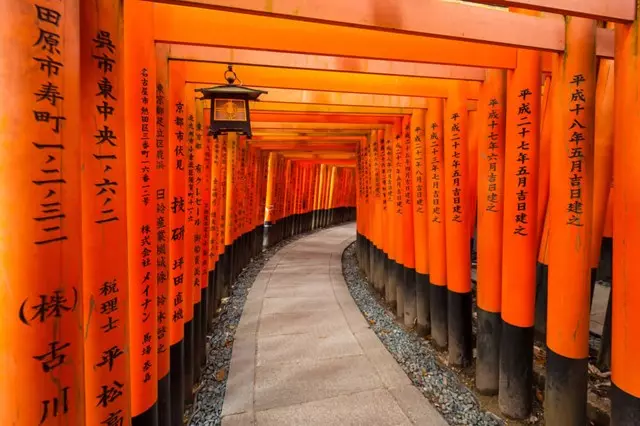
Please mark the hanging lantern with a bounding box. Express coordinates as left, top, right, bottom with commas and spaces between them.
196, 65, 267, 138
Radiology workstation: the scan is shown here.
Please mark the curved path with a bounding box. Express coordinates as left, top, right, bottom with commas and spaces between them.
221, 223, 448, 426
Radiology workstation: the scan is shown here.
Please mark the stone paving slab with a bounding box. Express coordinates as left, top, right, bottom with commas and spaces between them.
221, 224, 448, 425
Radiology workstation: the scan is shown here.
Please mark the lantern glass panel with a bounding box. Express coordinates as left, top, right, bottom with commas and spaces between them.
213, 98, 247, 122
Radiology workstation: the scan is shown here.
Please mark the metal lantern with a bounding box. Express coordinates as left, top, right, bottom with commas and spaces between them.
196, 65, 267, 139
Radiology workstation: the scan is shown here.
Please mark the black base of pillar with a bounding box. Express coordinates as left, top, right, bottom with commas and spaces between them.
396, 264, 406, 321
429, 283, 449, 349
545, 347, 588, 425
385, 256, 394, 303
476, 308, 501, 395
447, 290, 472, 366
387, 259, 399, 306
184, 319, 194, 404
498, 322, 533, 418
534, 262, 549, 338
169, 341, 185, 426
611, 382, 640, 425
416, 272, 430, 336
403, 267, 417, 327
207, 268, 216, 330
158, 373, 171, 426
193, 302, 202, 383
132, 402, 159, 426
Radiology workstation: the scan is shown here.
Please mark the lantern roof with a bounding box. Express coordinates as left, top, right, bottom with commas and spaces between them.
196, 84, 268, 101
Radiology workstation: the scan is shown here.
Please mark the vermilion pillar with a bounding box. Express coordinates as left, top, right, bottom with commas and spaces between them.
411, 109, 430, 336
444, 84, 472, 366
500, 47, 541, 419
612, 11, 640, 423
546, 17, 597, 425
0, 1, 85, 424
426, 100, 448, 349
81, 1, 130, 425
124, 0, 158, 423
155, 43, 171, 426
476, 69, 506, 396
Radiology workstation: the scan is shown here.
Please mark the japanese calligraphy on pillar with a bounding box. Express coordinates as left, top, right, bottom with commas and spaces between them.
430, 122, 442, 223
567, 74, 587, 227
414, 125, 425, 214
380, 133, 387, 210
395, 133, 403, 216
486, 98, 501, 213
138, 68, 154, 384
513, 89, 533, 236
386, 134, 394, 209
193, 115, 204, 292
450, 114, 463, 223
32, 3, 68, 245
404, 123, 412, 207
25, 3, 81, 424
156, 82, 169, 358
172, 100, 186, 324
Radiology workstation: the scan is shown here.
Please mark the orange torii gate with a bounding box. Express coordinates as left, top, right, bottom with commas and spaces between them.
2, 0, 640, 425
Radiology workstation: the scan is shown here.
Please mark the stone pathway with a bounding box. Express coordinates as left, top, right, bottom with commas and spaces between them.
221, 223, 448, 426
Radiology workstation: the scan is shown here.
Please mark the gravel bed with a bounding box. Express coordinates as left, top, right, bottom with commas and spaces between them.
186, 226, 338, 426
342, 242, 503, 426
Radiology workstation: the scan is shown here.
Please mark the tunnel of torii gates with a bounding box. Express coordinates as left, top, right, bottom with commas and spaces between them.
4, 0, 640, 425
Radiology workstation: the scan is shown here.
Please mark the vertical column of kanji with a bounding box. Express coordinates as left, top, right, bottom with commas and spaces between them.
216, 136, 229, 301
392, 119, 405, 313
426, 99, 447, 349
192, 102, 207, 382
224, 133, 237, 288
546, 17, 596, 425
612, 13, 640, 424
371, 130, 383, 292
166, 60, 187, 426
402, 116, 417, 327
238, 137, 249, 267
444, 86, 473, 366
411, 109, 430, 336
0, 2, 84, 425
263, 152, 276, 247
80, 1, 130, 425
207, 126, 221, 320
154, 44, 171, 426
378, 129, 389, 293
499, 47, 541, 419
124, 1, 158, 423
475, 70, 506, 396
363, 137, 372, 275
384, 125, 397, 302
182, 90, 196, 404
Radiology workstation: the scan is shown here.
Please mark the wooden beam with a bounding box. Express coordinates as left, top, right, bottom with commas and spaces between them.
251, 102, 414, 115
251, 112, 400, 124
252, 135, 362, 141
150, 0, 613, 55
253, 145, 356, 151
466, 0, 635, 22
184, 61, 481, 99
153, 3, 517, 68
252, 122, 388, 130
165, 44, 486, 81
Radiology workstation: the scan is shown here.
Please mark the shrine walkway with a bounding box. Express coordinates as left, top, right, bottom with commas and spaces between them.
220, 223, 447, 425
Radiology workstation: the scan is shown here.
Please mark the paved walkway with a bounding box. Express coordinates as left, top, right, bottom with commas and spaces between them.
221, 223, 447, 426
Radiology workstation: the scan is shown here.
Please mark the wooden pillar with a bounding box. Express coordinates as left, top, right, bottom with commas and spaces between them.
0, 1, 85, 424
154, 43, 171, 426
378, 129, 389, 295
384, 125, 398, 304
264, 152, 277, 247
612, 10, 640, 423
167, 60, 187, 426
476, 69, 506, 396
426, 100, 448, 349
81, 1, 130, 425
499, 47, 541, 419
411, 109, 430, 336
546, 17, 597, 425
124, 0, 158, 423
444, 84, 472, 366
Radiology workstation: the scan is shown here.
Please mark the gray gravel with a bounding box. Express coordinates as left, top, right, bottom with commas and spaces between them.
187, 226, 338, 426
342, 242, 503, 426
